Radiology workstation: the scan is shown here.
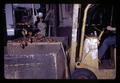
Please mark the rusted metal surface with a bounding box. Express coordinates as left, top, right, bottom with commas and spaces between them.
4, 42, 67, 79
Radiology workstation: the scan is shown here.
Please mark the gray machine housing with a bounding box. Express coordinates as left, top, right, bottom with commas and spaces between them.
4, 42, 67, 79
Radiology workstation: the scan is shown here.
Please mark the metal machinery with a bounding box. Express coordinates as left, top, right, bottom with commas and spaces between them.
4, 42, 68, 79
4, 4, 116, 79
4, 4, 69, 79
70, 4, 116, 79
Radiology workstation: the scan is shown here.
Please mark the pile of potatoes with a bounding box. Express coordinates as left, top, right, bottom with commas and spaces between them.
12, 33, 56, 49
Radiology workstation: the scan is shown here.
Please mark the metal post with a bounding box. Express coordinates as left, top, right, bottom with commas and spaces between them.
110, 6, 113, 26
79, 4, 92, 62
70, 4, 79, 73
32, 4, 35, 23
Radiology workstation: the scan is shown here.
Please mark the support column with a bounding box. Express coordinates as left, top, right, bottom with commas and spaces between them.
70, 4, 80, 73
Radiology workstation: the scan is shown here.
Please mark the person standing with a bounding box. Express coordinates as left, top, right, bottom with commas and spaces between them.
35, 15, 46, 36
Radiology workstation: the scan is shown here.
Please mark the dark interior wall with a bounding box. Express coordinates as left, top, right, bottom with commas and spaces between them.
52, 4, 59, 36
112, 5, 118, 27
54, 4, 59, 27
39, 4, 46, 19
45, 4, 59, 36
56, 4, 73, 48
2, 4, 7, 46
57, 26, 72, 48
114, 4, 119, 79
1, 4, 6, 79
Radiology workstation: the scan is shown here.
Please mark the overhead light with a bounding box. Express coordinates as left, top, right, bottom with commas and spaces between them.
37, 12, 43, 17
13, 4, 19, 6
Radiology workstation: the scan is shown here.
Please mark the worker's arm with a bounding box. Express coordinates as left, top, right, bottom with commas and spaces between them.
106, 26, 116, 31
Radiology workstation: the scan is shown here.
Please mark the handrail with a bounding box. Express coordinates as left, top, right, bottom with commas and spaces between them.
79, 4, 92, 62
